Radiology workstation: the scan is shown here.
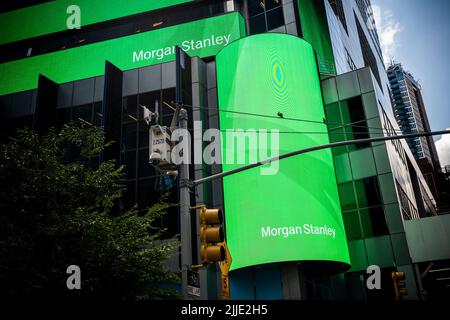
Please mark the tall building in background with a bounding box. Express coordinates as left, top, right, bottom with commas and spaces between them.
1, 0, 449, 300
387, 63, 441, 195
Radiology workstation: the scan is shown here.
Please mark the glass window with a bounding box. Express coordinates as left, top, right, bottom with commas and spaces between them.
355, 177, 383, 209
384, 204, 404, 234
93, 102, 103, 127
362, 92, 378, 120
347, 97, 369, 141
162, 61, 176, 89
338, 182, 357, 211
329, 127, 346, 143
265, 0, 282, 11
138, 178, 158, 209
248, 0, 265, 16
93, 76, 104, 102
373, 144, 390, 175
121, 122, 137, 151
266, 7, 284, 30
0, 94, 13, 118
122, 150, 136, 179
334, 153, 352, 184
349, 148, 376, 180
72, 104, 92, 124
162, 88, 176, 117
325, 102, 342, 129
138, 148, 156, 178
139, 64, 161, 94
328, 0, 348, 34
322, 78, 338, 105
56, 108, 71, 129
57, 82, 73, 108
138, 121, 150, 149
248, 0, 285, 34
360, 207, 389, 237
379, 174, 397, 205
343, 210, 362, 241
341, 97, 370, 150
72, 78, 95, 107
13, 91, 33, 117
327, 104, 345, 152
332, 145, 348, 157
336, 71, 360, 101
355, 15, 382, 89
122, 95, 138, 124
249, 14, 267, 35
123, 69, 139, 96
122, 95, 138, 150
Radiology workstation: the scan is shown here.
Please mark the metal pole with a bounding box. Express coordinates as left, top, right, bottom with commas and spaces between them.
193, 130, 450, 186
413, 263, 426, 300
178, 108, 192, 300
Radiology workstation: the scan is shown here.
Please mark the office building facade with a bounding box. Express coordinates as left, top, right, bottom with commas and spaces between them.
387, 63, 442, 198
387, 63, 440, 168
0, 0, 446, 300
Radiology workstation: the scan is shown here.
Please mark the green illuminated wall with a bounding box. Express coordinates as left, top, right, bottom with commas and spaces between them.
297, 0, 336, 75
0, 0, 193, 45
0, 12, 245, 96
216, 34, 350, 271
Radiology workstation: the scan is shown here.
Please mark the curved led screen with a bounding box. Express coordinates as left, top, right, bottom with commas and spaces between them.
216, 34, 350, 271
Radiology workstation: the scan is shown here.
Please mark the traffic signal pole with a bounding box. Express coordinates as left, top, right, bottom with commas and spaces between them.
193, 130, 450, 186
178, 108, 193, 300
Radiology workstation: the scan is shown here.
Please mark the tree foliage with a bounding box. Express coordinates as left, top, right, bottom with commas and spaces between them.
0, 124, 179, 299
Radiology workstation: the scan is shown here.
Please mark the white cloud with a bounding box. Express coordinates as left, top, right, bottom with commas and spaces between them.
371, 5, 402, 65
435, 130, 450, 168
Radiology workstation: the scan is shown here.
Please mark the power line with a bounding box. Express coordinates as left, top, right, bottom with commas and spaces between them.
178, 102, 404, 133
175, 126, 400, 137
160, 101, 405, 137
181, 102, 358, 125
219, 130, 393, 135
173, 125, 400, 137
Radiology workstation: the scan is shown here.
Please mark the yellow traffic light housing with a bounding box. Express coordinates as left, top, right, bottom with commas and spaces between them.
199, 208, 225, 264
392, 271, 407, 300
192, 205, 232, 300
200, 208, 222, 225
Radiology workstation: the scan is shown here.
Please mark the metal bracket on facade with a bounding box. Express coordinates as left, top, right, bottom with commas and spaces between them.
180, 178, 195, 189
420, 262, 435, 278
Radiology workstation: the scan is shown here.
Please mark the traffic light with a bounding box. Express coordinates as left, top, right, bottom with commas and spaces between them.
392, 271, 407, 300
199, 207, 225, 264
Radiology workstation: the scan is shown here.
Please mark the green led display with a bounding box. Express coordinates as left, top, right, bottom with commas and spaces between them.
297, 0, 336, 75
216, 34, 350, 271
0, 12, 246, 96
0, 0, 193, 45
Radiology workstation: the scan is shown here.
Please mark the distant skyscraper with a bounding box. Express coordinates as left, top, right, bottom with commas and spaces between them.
387, 63, 441, 171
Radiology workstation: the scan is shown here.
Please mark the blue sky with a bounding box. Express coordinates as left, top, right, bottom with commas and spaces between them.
371, 0, 450, 165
